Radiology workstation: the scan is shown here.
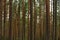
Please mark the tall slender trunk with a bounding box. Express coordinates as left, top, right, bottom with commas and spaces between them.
0, 0, 2, 39
28, 1, 30, 40
4, 0, 7, 39
28, 0, 33, 40
33, 0, 37, 40
52, 0, 57, 40
39, 0, 43, 40
9, 0, 12, 40
13, 1, 18, 40
18, 0, 20, 40
22, 0, 26, 40
45, 0, 50, 40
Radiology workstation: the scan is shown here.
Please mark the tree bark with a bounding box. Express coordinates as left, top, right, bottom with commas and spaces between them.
9, 0, 12, 40
22, 0, 26, 40
45, 0, 50, 40
17, 0, 20, 40
0, 0, 2, 39
52, 0, 57, 40
28, 0, 33, 40
4, 0, 7, 39
33, 0, 37, 40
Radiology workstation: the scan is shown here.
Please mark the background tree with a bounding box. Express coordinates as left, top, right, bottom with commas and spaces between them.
9, 0, 12, 40
0, 0, 2, 39
52, 0, 57, 40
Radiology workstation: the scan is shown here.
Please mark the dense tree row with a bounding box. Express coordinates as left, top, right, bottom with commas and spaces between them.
0, 0, 59, 40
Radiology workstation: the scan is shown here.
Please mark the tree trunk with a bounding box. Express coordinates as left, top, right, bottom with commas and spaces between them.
52, 0, 57, 40
9, 0, 12, 40
0, 0, 2, 39
33, 0, 37, 40
28, 0, 33, 40
45, 0, 50, 40
4, 0, 7, 39
22, 0, 26, 40
17, 0, 20, 40
39, 0, 43, 40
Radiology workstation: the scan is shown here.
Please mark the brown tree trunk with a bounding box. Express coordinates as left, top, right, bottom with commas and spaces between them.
28, 0, 30, 40
0, 0, 2, 39
52, 0, 57, 40
17, 0, 20, 40
22, 0, 26, 40
39, 0, 44, 40
45, 0, 50, 40
9, 0, 12, 40
33, 0, 37, 40
12, 1, 18, 40
28, 0, 33, 40
3, 0, 7, 39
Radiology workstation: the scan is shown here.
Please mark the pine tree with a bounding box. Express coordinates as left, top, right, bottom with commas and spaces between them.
17, 0, 20, 40
0, 0, 2, 39
9, 0, 12, 40
28, 0, 33, 40
22, 0, 26, 40
45, 0, 50, 40
33, 0, 37, 40
4, 0, 7, 39
52, 0, 57, 40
